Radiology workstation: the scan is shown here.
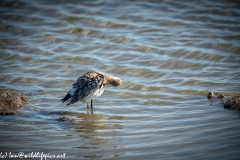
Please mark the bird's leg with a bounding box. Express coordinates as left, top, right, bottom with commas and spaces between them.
91, 100, 93, 109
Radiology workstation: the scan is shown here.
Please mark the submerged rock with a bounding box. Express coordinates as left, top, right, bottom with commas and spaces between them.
58, 117, 75, 124
207, 92, 225, 99
218, 94, 225, 99
0, 93, 28, 116
224, 96, 240, 110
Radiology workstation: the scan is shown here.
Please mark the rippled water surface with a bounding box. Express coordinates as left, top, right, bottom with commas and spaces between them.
1, 0, 240, 159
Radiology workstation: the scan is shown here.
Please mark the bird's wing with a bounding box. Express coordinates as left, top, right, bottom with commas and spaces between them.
68, 72, 104, 104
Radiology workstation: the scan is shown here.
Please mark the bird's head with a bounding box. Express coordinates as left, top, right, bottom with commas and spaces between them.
104, 74, 121, 87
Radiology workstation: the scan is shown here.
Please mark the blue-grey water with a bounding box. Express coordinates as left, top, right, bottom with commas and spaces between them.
0, 0, 240, 159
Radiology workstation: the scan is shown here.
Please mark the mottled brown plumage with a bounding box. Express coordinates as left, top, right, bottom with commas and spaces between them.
61, 70, 121, 109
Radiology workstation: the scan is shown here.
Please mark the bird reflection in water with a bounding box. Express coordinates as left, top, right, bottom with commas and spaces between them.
73, 112, 125, 158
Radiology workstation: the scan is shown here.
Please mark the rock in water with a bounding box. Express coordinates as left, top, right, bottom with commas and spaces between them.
218, 94, 225, 99
207, 92, 215, 99
58, 117, 75, 124
224, 96, 240, 110
0, 93, 28, 115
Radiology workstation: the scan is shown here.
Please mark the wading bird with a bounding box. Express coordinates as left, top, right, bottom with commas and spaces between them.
61, 70, 121, 109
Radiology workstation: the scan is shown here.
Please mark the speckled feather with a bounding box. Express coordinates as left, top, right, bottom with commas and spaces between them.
66, 71, 104, 105
61, 70, 121, 107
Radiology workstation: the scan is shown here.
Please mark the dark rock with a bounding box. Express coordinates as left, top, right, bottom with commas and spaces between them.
224, 96, 240, 110
0, 93, 28, 116
58, 117, 75, 124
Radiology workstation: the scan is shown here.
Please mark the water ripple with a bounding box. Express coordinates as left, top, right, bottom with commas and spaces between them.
1, 0, 240, 159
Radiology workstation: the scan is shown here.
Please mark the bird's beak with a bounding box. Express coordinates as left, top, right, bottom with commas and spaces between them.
103, 82, 110, 85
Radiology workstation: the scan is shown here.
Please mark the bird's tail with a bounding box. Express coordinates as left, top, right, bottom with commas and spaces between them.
61, 88, 77, 104
61, 93, 71, 103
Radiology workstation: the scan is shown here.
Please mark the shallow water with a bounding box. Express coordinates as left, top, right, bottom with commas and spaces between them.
0, 0, 240, 159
